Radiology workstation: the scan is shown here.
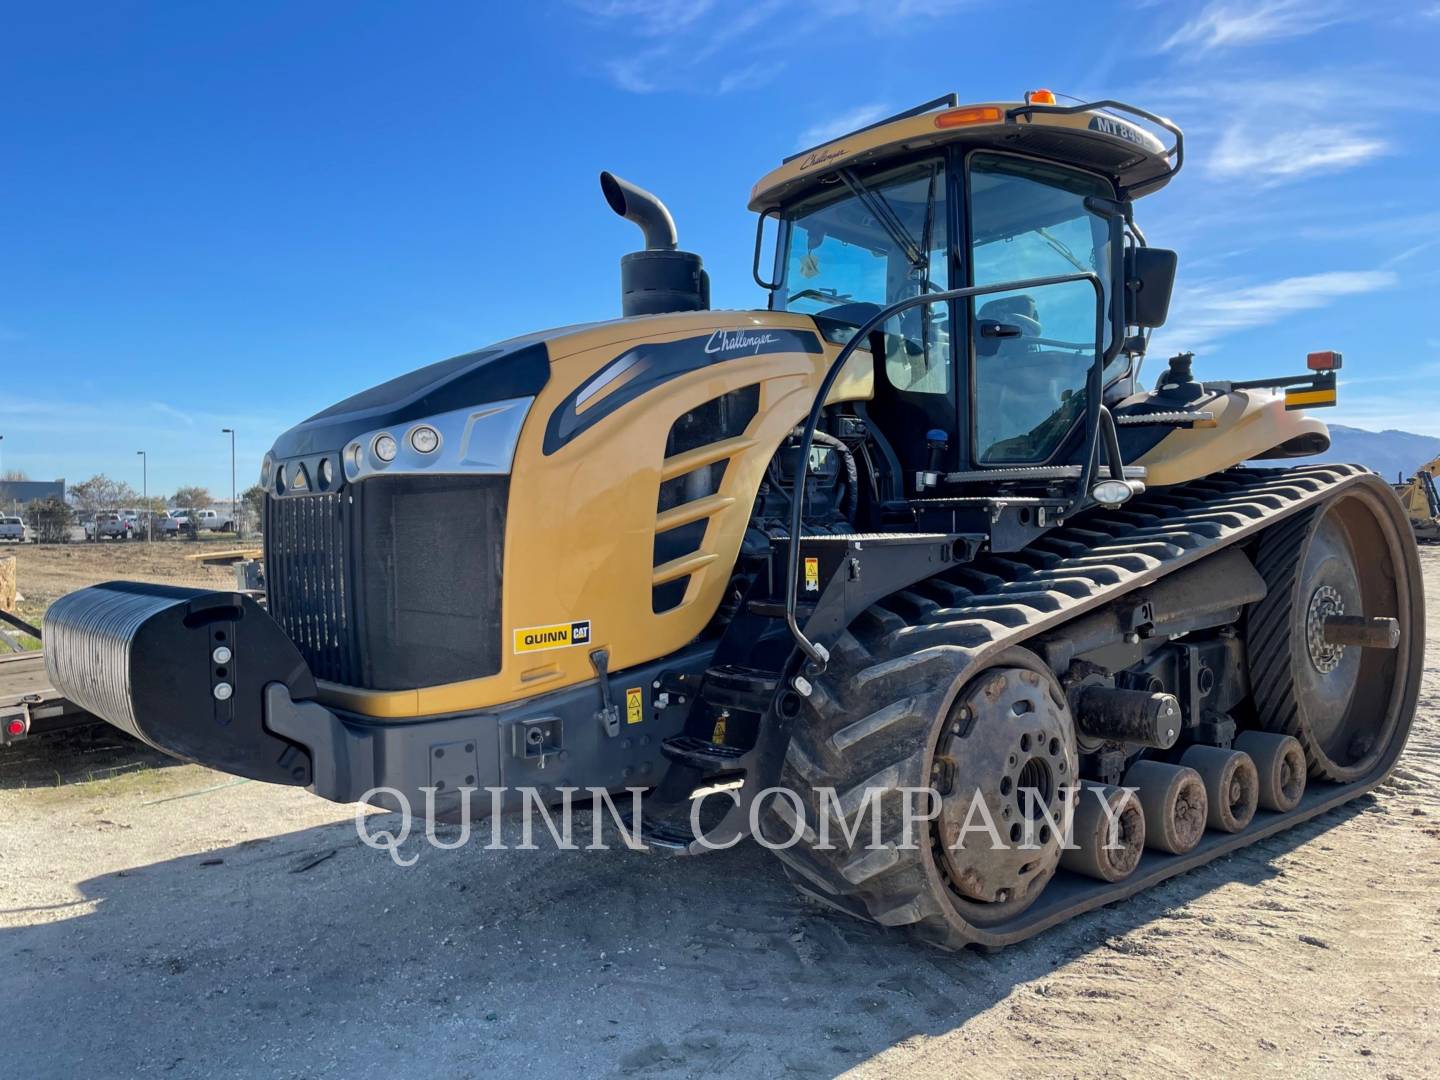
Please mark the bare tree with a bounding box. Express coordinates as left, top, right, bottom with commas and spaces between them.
242, 484, 267, 535
70, 474, 139, 514
171, 485, 213, 512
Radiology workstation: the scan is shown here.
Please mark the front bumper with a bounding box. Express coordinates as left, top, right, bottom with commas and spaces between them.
44, 583, 710, 814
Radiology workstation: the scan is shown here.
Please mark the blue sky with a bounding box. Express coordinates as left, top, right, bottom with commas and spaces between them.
4, 0, 1439, 496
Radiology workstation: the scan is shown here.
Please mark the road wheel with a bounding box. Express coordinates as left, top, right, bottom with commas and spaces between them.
1247, 488, 1420, 781
767, 638, 1076, 951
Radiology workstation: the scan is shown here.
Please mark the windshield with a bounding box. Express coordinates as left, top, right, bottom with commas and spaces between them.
775, 158, 951, 395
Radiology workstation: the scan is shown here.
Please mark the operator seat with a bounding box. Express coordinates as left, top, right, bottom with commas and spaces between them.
974, 294, 1069, 462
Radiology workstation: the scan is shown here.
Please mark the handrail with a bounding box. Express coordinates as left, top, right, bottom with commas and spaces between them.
784, 271, 1105, 678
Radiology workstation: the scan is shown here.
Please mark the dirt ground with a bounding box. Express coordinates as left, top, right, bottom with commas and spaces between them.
0, 552, 1437, 1078
5, 538, 246, 625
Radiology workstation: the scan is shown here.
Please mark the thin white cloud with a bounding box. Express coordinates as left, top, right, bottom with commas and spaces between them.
795, 103, 889, 150
148, 401, 195, 427
604, 54, 660, 94
717, 62, 782, 95
1151, 269, 1396, 355
1140, 74, 1399, 188
1208, 124, 1388, 183
1162, 0, 1349, 52
573, 0, 970, 94
573, 0, 717, 37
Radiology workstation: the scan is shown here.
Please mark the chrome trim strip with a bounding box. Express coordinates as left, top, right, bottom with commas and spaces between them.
330, 396, 535, 484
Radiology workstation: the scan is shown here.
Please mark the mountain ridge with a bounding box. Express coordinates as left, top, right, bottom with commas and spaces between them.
1315, 424, 1440, 482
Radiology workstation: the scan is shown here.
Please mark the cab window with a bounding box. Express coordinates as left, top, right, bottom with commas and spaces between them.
968, 154, 1113, 463
778, 158, 950, 395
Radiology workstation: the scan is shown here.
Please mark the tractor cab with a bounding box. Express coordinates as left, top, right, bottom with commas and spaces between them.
751, 93, 1184, 539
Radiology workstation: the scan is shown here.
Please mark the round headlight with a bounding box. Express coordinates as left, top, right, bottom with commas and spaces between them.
373, 433, 398, 463
318, 457, 334, 489
409, 425, 440, 454
345, 443, 364, 477
275, 464, 286, 494
260, 454, 273, 486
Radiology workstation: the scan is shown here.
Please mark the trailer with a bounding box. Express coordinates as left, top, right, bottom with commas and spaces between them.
0, 651, 96, 745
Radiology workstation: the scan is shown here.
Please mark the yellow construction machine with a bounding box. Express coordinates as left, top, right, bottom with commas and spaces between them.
1393, 458, 1440, 541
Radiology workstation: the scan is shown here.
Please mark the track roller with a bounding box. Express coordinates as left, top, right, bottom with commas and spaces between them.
1180, 745, 1258, 833
1060, 781, 1146, 883
1233, 731, 1307, 812
1123, 760, 1207, 855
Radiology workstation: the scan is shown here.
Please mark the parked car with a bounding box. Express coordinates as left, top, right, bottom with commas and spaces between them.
137, 511, 180, 538
85, 513, 130, 541
0, 515, 28, 542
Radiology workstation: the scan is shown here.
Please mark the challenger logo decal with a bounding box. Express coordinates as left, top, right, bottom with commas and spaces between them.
703, 329, 781, 356
542, 328, 822, 455
513, 620, 592, 653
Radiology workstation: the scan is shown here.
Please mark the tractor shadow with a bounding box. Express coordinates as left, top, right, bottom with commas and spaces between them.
0, 793, 1377, 1078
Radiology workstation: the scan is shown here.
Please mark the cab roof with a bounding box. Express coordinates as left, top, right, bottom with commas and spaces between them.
749, 94, 1181, 212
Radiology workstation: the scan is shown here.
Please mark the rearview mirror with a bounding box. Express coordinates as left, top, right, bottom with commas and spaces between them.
1124, 247, 1177, 328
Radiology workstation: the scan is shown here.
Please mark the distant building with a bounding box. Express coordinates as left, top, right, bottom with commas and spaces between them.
0, 479, 66, 513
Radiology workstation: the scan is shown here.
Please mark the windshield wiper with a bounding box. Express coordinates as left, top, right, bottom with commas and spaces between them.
839, 167, 927, 273
1036, 227, 1089, 274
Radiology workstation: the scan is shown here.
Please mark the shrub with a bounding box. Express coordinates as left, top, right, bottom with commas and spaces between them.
25, 497, 73, 543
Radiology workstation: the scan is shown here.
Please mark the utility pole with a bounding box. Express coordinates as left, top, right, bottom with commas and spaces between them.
221, 428, 237, 538
137, 450, 149, 542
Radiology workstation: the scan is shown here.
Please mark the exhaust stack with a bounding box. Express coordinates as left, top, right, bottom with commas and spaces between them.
600, 170, 709, 318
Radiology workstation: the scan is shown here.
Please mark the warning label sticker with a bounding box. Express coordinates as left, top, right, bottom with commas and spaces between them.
626, 687, 643, 725
513, 620, 592, 654
804, 556, 820, 592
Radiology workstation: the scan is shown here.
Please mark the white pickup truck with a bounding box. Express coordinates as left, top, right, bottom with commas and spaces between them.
184, 508, 235, 532
0, 515, 28, 542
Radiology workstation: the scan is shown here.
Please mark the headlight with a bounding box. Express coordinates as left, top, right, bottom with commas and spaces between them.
260, 454, 273, 486
409, 425, 440, 454
1091, 479, 1136, 507
318, 457, 334, 489
373, 433, 398, 463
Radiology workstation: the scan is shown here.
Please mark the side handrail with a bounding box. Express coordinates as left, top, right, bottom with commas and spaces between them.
784, 271, 1105, 678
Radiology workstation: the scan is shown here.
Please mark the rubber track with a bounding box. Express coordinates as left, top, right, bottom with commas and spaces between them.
771, 465, 1421, 950
1245, 508, 1333, 775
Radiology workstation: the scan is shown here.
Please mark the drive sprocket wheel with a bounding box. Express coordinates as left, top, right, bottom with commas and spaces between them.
1246, 487, 1419, 781
766, 642, 1076, 951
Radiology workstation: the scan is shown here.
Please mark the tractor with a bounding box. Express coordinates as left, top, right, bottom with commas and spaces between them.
45, 92, 1422, 949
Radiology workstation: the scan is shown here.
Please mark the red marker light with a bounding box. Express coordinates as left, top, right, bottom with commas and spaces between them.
1307, 350, 1342, 371
5, 718, 26, 737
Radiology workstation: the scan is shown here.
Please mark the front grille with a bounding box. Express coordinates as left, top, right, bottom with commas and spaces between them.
265, 476, 508, 691
265, 492, 357, 684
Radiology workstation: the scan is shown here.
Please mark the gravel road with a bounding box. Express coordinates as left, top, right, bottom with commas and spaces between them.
2, 551, 1437, 1079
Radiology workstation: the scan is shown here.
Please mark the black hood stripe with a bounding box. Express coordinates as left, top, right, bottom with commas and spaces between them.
543, 328, 821, 455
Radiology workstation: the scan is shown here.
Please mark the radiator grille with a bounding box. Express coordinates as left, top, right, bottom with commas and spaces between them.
265, 492, 357, 684
265, 476, 508, 691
